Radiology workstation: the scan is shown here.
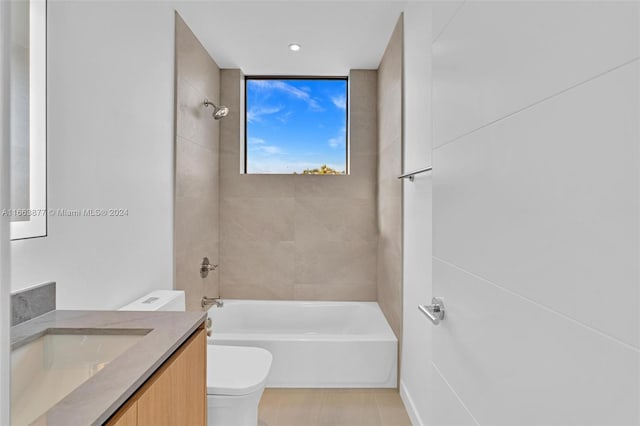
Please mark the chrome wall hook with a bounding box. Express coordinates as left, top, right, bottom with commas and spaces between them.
419, 297, 445, 325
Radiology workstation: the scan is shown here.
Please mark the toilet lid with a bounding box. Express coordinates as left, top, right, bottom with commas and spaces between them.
206, 345, 273, 396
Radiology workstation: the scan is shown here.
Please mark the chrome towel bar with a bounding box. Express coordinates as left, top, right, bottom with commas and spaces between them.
397, 166, 432, 182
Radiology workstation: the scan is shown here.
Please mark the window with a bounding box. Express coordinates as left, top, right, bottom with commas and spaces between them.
245, 77, 348, 174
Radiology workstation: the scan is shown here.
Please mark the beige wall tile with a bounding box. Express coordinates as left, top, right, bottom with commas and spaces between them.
175, 14, 220, 102
377, 15, 404, 359
295, 241, 377, 285
293, 174, 375, 200
293, 283, 376, 301
379, 198, 402, 252
220, 69, 243, 156
175, 136, 218, 199
221, 174, 295, 198
377, 18, 403, 89
175, 77, 200, 142
220, 69, 242, 108
378, 80, 403, 150
350, 70, 378, 156
175, 193, 218, 248
350, 70, 378, 115
219, 152, 242, 178
220, 121, 241, 155
174, 14, 220, 308
220, 282, 293, 300
221, 241, 295, 287
294, 197, 377, 243
378, 139, 402, 180
221, 197, 295, 242
176, 77, 220, 151
349, 153, 378, 180
218, 69, 379, 301
219, 112, 242, 157
175, 233, 218, 311
175, 250, 204, 311
378, 179, 402, 211
377, 266, 402, 339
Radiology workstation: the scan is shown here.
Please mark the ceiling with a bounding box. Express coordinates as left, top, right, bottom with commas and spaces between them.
173, 1, 408, 76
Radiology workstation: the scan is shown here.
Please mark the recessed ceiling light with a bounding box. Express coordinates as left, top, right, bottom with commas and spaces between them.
288, 43, 301, 52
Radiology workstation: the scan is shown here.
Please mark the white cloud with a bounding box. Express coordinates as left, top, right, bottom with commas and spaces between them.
248, 137, 284, 155
260, 145, 283, 155
247, 105, 282, 123
249, 80, 324, 111
331, 94, 346, 110
328, 126, 346, 148
328, 137, 342, 148
277, 111, 293, 124
248, 137, 265, 145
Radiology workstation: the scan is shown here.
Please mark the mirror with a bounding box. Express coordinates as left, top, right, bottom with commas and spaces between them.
10, 0, 46, 240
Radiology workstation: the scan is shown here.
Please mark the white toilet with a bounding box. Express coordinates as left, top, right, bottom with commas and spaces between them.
120, 290, 272, 426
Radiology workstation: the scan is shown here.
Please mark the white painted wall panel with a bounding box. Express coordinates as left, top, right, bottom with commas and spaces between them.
431, 0, 463, 43
434, 61, 640, 347
433, 258, 639, 426
433, 1, 640, 146
0, 1, 11, 422
10, 1, 175, 309
432, 2, 640, 424
401, 2, 432, 425
431, 365, 477, 426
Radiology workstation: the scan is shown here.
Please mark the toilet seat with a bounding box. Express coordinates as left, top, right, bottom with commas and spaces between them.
206, 345, 272, 396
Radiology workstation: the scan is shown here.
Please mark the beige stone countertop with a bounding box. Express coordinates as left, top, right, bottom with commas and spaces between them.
10, 309, 207, 425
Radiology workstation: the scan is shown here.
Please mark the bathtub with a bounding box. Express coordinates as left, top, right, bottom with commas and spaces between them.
207, 300, 397, 388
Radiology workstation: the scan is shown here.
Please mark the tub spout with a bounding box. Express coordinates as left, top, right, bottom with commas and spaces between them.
202, 296, 223, 309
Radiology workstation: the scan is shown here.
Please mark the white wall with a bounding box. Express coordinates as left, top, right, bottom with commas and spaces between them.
432, 2, 640, 425
1, 0, 12, 422
400, 2, 432, 425
10, 1, 175, 309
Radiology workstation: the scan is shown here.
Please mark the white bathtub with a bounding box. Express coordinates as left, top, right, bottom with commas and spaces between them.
207, 300, 397, 388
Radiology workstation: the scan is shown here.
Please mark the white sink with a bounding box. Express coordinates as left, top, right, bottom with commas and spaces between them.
11, 333, 144, 426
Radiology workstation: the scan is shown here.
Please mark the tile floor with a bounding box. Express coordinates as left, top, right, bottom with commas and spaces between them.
258, 389, 412, 426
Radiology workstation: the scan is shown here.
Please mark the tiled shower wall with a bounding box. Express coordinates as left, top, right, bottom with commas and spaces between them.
218, 69, 379, 301
174, 14, 220, 311
377, 16, 404, 342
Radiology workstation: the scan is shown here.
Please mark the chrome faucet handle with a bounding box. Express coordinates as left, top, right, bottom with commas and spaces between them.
200, 257, 218, 278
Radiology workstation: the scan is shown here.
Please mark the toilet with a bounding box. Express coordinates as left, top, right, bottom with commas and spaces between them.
120, 290, 272, 426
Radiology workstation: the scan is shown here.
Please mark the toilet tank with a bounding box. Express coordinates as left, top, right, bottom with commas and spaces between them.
119, 290, 186, 312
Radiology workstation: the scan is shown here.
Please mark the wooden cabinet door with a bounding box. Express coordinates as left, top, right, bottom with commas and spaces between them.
136, 328, 206, 426
105, 400, 137, 426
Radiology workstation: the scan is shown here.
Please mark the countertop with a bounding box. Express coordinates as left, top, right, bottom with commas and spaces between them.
11, 309, 207, 425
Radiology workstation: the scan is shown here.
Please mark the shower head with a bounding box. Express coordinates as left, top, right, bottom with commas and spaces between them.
203, 99, 229, 120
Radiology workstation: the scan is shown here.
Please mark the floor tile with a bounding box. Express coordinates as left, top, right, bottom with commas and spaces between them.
258, 389, 411, 426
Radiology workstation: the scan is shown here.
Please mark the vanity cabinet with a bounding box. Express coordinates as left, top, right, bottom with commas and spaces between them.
106, 327, 206, 426
107, 400, 137, 426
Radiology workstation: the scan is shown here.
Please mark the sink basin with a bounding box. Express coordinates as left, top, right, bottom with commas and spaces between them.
11, 332, 144, 426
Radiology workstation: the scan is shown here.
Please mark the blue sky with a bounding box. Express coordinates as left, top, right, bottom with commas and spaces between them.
246, 78, 347, 174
